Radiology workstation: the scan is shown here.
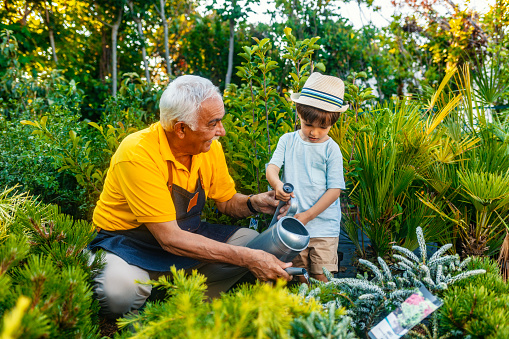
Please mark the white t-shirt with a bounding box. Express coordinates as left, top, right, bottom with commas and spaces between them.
268, 131, 346, 237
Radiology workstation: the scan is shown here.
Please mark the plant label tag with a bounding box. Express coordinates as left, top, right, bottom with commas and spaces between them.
249, 217, 258, 231
368, 286, 443, 339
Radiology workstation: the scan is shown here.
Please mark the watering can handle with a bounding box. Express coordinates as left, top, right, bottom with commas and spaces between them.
285, 267, 307, 276
269, 183, 294, 227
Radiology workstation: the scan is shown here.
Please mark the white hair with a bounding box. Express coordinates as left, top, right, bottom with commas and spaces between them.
159, 75, 221, 131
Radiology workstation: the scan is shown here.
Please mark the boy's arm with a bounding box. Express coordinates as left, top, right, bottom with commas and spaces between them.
295, 188, 341, 225
266, 164, 283, 191
266, 164, 292, 201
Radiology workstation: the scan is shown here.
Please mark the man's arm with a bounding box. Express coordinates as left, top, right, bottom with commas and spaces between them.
145, 220, 292, 281
294, 188, 342, 225
215, 191, 280, 218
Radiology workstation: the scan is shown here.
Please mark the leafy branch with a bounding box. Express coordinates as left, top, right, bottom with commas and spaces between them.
281, 27, 325, 129
21, 117, 136, 196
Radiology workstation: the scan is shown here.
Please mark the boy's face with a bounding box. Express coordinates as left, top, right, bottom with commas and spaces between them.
298, 114, 332, 143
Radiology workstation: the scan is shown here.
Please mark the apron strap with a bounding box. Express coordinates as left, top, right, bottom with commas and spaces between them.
167, 161, 174, 193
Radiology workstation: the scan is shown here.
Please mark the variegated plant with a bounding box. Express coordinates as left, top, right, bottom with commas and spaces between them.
297, 226, 486, 335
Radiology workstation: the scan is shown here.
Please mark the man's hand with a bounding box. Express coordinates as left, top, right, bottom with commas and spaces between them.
244, 249, 293, 281
249, 190, 280, 215
216, 191, 280, 218
275, 199, 292, 221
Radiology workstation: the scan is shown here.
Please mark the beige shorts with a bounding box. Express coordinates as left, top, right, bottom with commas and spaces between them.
292, 237, 339, 275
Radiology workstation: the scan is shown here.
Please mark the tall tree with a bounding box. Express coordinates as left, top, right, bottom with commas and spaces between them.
154, 0, 172, 77
110, 6, 123, 97
391, 0, 487, 68
91, 0, 125, 97
41, 1, 58, 65
127, 0, 151, 84
208, 0, 258, 86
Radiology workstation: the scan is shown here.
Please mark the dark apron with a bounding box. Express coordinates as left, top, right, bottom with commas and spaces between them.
88, 162, 240, 272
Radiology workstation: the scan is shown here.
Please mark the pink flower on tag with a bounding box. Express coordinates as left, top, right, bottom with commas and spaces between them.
405, 294, 425, 306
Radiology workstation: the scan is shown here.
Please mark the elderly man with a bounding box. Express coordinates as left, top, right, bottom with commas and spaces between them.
88, 75, 292, 319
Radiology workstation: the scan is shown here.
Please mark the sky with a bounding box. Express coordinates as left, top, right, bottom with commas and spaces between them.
202, 0, 496, 30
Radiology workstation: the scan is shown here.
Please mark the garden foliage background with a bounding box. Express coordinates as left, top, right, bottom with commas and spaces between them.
1, 0, 509, 338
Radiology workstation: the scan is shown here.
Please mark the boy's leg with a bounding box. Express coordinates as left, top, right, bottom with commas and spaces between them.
308, 237, 339, 282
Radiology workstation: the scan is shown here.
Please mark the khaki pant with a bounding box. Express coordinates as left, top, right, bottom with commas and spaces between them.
292, 237, 339, 275
93, 227, 258, 319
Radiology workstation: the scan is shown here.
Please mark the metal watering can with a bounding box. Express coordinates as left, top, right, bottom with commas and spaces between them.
246, 183, 310, 277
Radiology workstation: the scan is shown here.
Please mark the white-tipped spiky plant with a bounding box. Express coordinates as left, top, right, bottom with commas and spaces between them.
298, 227, 486, 337
392, 227, 486, 292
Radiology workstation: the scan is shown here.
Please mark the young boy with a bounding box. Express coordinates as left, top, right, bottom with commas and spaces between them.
266, 72, 348, 282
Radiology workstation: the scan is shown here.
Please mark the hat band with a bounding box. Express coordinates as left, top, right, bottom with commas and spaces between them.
300, 88, 344, 108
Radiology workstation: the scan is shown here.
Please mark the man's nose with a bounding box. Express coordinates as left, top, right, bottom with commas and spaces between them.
217, 121, 226, 136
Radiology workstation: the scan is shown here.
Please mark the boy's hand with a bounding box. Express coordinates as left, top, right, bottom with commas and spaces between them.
274, 181, 293, 201
294, 211, 311, 225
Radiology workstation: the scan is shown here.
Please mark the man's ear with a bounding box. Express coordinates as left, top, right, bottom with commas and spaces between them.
174, 122, 186, 139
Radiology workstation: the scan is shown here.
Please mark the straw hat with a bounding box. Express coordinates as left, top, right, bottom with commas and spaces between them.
291, 72, 349, 113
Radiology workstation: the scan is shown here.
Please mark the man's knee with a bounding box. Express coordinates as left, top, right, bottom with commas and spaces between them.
228, 227, 259, 246
94, 252, 152, 318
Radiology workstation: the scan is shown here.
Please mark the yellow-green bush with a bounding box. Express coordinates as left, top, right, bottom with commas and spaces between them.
115, 267, 351, 339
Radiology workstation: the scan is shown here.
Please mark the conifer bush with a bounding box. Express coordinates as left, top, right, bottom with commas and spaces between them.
289, 303, 356, 339
439, 257, 509, 338
0, 187, 103, 338
114, 267, 355, 338
441, 284, 509, 338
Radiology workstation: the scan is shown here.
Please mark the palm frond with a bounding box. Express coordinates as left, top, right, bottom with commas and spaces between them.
425, 94, 463, 136
458, 170, 509, 209
426, 66, 458, 112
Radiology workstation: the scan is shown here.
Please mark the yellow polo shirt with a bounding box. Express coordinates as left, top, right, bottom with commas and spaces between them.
93, 122, 237, 231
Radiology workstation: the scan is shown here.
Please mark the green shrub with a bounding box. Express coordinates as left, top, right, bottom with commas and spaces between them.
0, 53, 160, 220
20, 94, 151, 220
297, 227, 486, 338
0, 87, 88, 218
0, 187, 103, 338
439, 257, 509, 338
441, 284, 509, 338
448, 256, 508, 292
217, 29, 323, 229
114, 267, 354, 338
289, 303, 356, 339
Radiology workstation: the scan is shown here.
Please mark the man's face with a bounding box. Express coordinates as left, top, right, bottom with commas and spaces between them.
185, 96, 226, 154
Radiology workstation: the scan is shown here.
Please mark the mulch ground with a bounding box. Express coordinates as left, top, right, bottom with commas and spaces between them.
99, 316, 119, 338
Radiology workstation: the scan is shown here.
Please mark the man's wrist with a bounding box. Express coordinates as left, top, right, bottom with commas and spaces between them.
246, 194, 258, 214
